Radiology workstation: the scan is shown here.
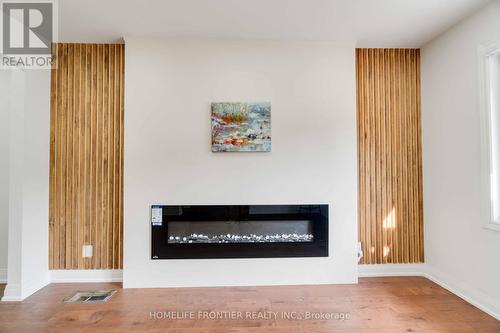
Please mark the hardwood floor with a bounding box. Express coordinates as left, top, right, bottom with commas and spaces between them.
0, 277, 498, 333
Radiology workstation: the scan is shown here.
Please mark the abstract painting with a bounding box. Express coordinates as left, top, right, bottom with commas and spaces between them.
211, 102, 271, 152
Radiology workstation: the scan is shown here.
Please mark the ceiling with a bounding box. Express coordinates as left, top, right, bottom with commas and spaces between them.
58, 0, 491, 47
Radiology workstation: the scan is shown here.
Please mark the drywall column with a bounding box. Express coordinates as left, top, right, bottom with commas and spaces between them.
2, 69, 51, 301
124, 39, 358, 288
0, 71, 11, 283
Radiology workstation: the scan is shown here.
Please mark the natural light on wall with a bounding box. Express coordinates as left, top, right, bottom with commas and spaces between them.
479, 39, 500, 231
382, 208, 396, 229
491, 52, 500, 224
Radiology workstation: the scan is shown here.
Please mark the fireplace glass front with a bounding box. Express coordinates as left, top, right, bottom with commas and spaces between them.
151, 204, 328, 259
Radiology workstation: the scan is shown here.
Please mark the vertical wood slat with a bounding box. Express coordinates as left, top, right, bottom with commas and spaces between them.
49, 43, 57, 269
49, 43, 124, 269
356, 48, 424, 264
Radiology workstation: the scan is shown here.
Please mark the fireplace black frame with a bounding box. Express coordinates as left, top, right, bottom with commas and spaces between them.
151, 204, 329, 259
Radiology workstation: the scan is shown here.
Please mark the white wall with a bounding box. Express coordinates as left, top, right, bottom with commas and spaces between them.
20, 70, 51, 297
421, 0, 500, 318
490, 52, 500, 222
1, 69, 50, 300
124, 39, 358, 288
0, 71, 10, 283
3, 70, 24, 297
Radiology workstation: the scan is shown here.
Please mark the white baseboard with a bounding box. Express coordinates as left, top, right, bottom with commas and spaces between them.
1, 296, 24, 301
358, 263, 500, 321
1, 276, 49, 302
21, 276, 50, 300
49, 269, 123, 283
1, 283, 22, 301
358, 263, 426, 277
0, 268, 7, 283
424, 267, 500, 321
2, 270, 121, 302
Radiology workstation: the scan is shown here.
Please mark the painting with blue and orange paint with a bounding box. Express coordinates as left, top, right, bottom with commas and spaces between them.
211, 102, 271, 152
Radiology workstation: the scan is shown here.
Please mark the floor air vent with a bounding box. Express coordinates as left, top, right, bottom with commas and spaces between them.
64, 290, 116, 303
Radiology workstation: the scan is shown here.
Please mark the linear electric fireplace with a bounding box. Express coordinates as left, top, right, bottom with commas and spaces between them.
151, 204, 328, 259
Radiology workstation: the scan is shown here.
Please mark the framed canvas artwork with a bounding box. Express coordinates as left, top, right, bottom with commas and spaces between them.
211, 102, 271, 152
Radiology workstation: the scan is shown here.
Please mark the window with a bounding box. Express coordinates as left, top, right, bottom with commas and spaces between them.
479, 39, 500, 231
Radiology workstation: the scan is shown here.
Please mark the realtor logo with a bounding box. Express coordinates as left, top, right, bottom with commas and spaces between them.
1, 0, 57, 68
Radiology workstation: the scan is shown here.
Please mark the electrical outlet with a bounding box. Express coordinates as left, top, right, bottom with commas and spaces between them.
83, 245, 93, 258
357, 241, 364, 263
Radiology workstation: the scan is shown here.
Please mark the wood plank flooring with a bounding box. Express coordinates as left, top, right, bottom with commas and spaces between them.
0, 277, 498, 333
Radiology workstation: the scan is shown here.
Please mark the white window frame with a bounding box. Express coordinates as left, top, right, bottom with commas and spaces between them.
478, 37, 500, 232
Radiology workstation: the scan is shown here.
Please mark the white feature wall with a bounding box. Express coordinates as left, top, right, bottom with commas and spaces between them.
124, 39, 358, 288
421, 0, 500, 318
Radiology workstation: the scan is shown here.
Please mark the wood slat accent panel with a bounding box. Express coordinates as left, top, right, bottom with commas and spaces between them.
356, 48, 424, 264
49, 43, 124, 269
